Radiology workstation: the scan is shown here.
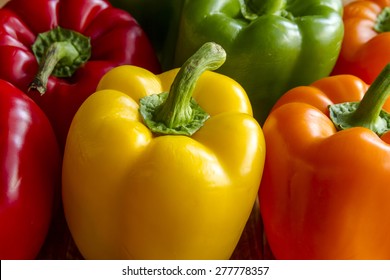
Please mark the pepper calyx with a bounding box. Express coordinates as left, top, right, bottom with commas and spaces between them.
140, 92, 209, 136
329, 102, 390, 136
329, 63, 390, 136
374, 7, 390, 33
29, 26, 91, 95
139, 42, 226, 136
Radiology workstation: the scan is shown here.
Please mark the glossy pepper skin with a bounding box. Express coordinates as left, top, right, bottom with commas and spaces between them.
170, 0, 344, 123
62, 43, 265, 260
0, 80, 61, 259
260, 68, 390, 259
0, 0, 160, 150
331, 0, 390, 84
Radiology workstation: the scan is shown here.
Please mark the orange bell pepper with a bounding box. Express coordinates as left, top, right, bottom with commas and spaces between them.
331, 0, 390, 84
260, 64, 390, 259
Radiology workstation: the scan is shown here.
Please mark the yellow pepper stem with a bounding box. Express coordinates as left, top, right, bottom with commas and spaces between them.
139, 42, 226, 136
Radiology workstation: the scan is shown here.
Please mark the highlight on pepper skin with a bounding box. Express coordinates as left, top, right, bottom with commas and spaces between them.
61, 43, 266, 260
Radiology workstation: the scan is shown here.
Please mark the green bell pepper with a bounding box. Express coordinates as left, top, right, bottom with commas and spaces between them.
109, 0, 183, 68
170, 0, 344, 123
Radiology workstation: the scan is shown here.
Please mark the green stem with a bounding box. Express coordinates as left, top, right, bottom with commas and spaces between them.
28, 26, 91, 95
349, 64, 390, 127
156, 42, 225, 128
139, 42, 226, 136
329, 63, 390, 136
374, 7, 390, 33
29, 42, 79, 95
239, 0, 285, 20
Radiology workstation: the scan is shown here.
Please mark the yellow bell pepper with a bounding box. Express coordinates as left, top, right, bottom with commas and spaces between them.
62, 42, 265, 260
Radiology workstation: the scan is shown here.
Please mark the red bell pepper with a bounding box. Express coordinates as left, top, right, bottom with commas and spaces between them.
0, 80, 61, 260
0, 0, 160, 149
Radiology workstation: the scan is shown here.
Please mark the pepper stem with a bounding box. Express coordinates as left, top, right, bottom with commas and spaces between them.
28, 26, 91, 95
329, 63, 390, 136
239, 0, 286, 20
374, 7, 390, 33
139, 42, 226, 136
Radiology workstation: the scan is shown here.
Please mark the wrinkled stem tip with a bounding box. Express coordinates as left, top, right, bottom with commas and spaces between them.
140, 42, 227, 136
28, 78, 46, 95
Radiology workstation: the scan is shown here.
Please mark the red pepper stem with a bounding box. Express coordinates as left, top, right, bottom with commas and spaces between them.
28, 26, 91, 95
239, 0, 285, 20
349, 63, 390, 128
155, 42, 226, 129
29, 42, 78, 95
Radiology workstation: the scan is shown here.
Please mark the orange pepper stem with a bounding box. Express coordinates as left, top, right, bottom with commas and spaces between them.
139, 42, 226, 136
375, 7, 390, 33
329, 63, 390, 136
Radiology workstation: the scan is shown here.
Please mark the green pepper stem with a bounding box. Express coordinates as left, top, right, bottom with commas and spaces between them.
239, 0, 285, 20
155, 42, 226, 129
349, 64, 390, 128
139, 42, 226, 136
29, 42, 79, 95
28, 26, 91, 95
374, 7, 390, 33
329, 63, 390, 136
